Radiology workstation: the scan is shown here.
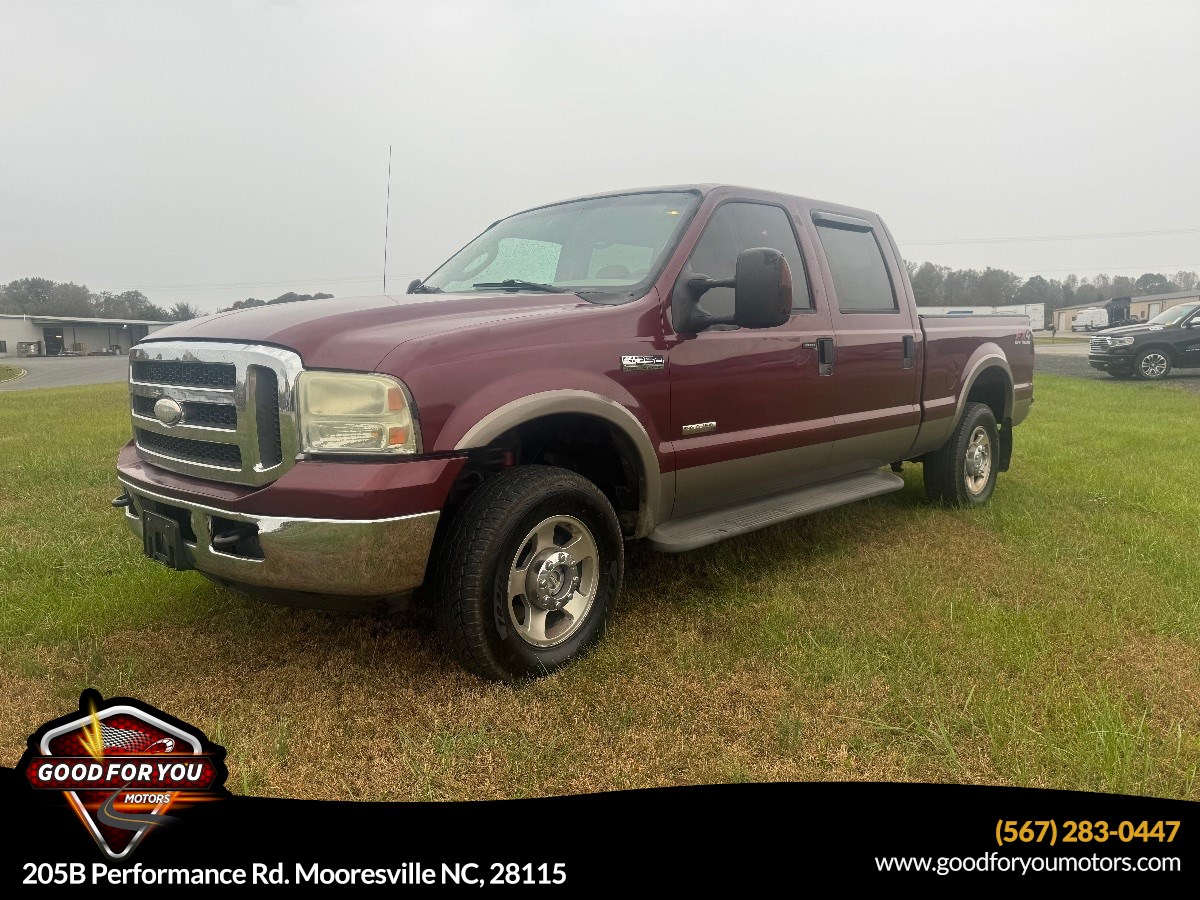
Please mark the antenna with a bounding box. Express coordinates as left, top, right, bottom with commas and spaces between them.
382, 144, 392, 294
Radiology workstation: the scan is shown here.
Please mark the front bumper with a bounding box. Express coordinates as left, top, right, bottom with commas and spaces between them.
117, 477, 439, 600
1089, 352, 1132, 372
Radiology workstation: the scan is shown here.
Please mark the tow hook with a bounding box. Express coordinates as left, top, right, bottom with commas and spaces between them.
111, 494, 132, 509
211, 527, 256, 550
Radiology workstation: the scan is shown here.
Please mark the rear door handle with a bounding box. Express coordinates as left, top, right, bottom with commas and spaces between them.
902, 334, 916, 370
817, 337, 835, 376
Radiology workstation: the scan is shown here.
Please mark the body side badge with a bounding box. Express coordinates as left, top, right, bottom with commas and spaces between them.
620, 354, 666, 372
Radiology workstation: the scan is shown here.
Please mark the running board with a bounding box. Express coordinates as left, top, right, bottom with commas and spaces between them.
648, 470, 905, 553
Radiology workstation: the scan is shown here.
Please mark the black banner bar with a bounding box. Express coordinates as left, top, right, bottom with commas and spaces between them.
2, 768, 1194, 888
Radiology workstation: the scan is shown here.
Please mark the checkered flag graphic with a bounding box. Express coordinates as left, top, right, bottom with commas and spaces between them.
100, 723, 174, 753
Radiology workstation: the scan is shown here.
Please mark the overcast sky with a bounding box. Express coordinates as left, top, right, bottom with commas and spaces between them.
3, 0, 1199, 311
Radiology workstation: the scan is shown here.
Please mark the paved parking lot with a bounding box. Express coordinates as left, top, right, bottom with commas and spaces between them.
0, 355, 129, 392
1036, 340, 1200, 393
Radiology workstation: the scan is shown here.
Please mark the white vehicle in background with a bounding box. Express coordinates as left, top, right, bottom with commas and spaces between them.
1071, 307, 1109, 331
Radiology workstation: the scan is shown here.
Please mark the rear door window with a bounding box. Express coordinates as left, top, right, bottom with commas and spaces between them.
814, 220, 898, 313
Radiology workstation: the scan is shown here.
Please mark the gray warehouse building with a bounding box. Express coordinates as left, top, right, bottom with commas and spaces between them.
0, 313, 168, 358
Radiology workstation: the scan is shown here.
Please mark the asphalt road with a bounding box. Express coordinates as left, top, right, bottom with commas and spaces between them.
0, 355, 129, 392
1036, 340, 1200, 394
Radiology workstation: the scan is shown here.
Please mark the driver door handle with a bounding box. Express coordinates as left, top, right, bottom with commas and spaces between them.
817, 337, 835, 376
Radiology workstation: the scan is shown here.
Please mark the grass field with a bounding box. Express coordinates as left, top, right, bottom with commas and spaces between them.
0, 364, 24, 384
1, 377, 1197, 801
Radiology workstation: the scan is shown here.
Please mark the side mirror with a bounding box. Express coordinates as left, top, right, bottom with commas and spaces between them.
731, 247, 792, 329
674, 247, 792, 333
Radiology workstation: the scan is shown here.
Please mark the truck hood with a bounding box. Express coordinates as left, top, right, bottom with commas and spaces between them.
1096, 323, 1171, 337
141, 292, 591, 370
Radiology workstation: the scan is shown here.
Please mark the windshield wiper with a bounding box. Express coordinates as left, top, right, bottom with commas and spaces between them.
472, 280, 561, 293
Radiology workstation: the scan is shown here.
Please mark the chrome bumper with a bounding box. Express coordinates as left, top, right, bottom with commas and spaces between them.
117, 478, 439, 597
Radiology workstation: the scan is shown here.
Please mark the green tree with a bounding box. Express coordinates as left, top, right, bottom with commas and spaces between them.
1171, 271, 1198, 291
943, 269, 980, 306
976, 267, 1022, 306
168, 301, 201, 321
0, 278, 94, 316
1073, 281, 1101, 305
909, 262, 948, 306
1110, 275, 1137, 298
93, 290, 164, 319
1135, 273, 1177, 295
1014, 275, 1061, 325
229, 297, 266, 310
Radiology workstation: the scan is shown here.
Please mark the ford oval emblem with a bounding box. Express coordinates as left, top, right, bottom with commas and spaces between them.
153, 397, 184, 426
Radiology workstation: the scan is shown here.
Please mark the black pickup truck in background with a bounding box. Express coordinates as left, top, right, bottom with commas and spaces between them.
1088, 301, 1200, 380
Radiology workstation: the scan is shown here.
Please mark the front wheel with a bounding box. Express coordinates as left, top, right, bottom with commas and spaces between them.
923, 402, 999, 507
433, 465, 623, 681
1135, 349, 1172, 380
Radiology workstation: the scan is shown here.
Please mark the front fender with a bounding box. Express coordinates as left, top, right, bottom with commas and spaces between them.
442, 379, 666, 537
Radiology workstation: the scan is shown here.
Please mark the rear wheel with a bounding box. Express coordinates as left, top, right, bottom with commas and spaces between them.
433, 465, 623, 681
1135, 349, 1171, 380
923, 402, 998, 507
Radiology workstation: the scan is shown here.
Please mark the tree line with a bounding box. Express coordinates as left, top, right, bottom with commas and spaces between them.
0, 277, 333, 321
905, 263, 1198, 325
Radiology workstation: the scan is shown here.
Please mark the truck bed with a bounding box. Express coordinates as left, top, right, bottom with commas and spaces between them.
918, 313, 1035, 428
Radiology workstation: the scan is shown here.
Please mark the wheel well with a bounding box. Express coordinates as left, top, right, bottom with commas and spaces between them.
966, 366, 1013, 472
966, 366, 1011, 424
446, 413, 644, 537
1136, 343, 1176, 361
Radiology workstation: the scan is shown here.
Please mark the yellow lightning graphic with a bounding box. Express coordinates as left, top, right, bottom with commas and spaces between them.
79, 701, 105, 761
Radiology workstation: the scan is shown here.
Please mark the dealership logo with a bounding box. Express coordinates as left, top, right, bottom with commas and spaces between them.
19, 689, 227, 860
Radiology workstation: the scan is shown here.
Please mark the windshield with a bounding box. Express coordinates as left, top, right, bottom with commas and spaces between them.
1147, 302, 1200, 326
421, 191, 699, 300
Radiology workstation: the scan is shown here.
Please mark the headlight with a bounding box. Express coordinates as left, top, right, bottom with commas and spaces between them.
297, 372, 420, 455
1108, 336, 1135, 347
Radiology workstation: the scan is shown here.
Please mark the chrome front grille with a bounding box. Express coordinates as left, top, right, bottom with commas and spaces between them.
131, 394, 238, 429
131, 359, 236, 389
1090, 337, 1111, 353
128, 341, 302, 486
136, 428, 244, 468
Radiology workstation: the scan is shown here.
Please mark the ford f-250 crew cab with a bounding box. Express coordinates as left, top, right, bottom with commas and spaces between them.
114, 185, 1034, 680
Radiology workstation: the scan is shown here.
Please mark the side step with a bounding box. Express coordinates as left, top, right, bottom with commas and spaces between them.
648, 469, 904, 553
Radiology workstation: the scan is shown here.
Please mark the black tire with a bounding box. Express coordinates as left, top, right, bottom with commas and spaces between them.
922, 402, 999, 508
433, 465, 623, 681
1134, 348, 1172, 380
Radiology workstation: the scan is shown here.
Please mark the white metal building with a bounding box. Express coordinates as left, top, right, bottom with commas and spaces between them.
1052, 291, 1200, 333
0, 313, 168, 358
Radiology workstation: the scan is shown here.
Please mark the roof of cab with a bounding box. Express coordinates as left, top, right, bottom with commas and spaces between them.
504, 184, 880, 225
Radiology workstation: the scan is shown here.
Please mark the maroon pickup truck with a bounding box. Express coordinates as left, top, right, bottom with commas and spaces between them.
115, 185, 1034, 679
